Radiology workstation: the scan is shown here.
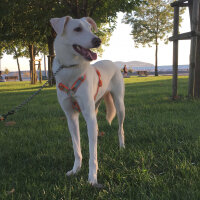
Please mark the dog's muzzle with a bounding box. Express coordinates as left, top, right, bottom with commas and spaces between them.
92, 37, 101, 48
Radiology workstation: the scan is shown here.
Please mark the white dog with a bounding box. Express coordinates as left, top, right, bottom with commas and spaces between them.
50, 16, 125, 186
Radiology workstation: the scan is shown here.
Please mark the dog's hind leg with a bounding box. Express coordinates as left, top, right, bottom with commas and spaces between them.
111, 72, 125, 148
95, 98, 104, 136
65, 111, 82, 176
113, 94, 125, 148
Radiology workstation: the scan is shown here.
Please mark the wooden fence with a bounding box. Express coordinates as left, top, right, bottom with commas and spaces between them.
170, 0, 200, 98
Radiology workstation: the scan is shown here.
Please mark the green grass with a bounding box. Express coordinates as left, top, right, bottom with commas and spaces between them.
0, 76, 200, 200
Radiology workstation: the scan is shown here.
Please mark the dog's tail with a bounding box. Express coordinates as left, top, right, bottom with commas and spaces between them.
104, 92, 116, 125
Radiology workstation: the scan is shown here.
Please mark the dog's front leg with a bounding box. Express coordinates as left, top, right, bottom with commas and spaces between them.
65, 112, 82, 176
82, 104, 98, 185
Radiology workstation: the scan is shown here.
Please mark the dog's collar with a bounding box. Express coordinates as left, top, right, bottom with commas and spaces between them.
60, 64, 78, 69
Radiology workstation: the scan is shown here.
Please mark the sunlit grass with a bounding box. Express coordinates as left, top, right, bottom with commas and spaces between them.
0, 76, 200, 199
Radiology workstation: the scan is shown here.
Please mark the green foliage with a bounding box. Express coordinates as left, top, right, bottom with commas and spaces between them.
123, 0, 185, 76
5, 42, 26, 59
0, 0, 143, 56
128, 68, 134, 73
0, 42, 7, 59
94, 22, 116, 56
4, 68, 10, 74
0, 77, 200, 199
123, 0, 185, 47
21, 43, 49, 59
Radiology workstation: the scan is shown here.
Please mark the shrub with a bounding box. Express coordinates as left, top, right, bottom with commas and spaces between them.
128, 69, 133, 73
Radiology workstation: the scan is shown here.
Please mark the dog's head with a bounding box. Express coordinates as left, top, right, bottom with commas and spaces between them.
50, 16, 101, 62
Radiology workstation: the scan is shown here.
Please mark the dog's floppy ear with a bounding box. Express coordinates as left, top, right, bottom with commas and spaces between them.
82, 17, 98, 32
50, 16, 72, 36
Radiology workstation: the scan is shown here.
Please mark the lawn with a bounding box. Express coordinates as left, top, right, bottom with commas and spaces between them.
0, 76, 200, 200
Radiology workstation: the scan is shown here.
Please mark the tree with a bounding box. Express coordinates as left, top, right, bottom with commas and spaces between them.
4, 43, 25, 81
0, 42, 6, 59
0, 0, 51, 84
0, 0, 143, 56
0, 0, 143, 84
123, 0, 185, 76
0, 42, 6, 73
24, 43, 48, 84
30, 0, 143, 84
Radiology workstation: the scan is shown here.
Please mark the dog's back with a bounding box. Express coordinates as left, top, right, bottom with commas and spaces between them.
93, 60, 124, 126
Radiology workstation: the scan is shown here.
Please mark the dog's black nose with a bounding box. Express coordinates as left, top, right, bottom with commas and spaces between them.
92, 37, 101, 48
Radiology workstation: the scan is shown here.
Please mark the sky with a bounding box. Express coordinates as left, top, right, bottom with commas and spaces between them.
0, 9, 191, 72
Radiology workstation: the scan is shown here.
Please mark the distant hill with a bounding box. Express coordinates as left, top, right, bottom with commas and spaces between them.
2, 71, 47, 80
114, 61, 154, 68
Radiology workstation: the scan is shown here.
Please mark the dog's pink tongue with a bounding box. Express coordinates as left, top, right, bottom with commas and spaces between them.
88, 50, 97, 60
81, 47, 97, 61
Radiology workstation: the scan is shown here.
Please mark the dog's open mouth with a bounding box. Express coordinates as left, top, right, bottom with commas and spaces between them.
73, 44, 97, 61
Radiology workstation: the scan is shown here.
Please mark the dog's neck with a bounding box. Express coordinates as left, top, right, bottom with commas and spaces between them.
53, 58, 90, 85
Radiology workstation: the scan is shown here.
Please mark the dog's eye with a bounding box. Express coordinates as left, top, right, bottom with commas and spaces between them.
74, 27, 82, 32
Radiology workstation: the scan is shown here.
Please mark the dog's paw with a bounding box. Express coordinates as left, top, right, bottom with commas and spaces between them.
88, 175, 98, 185
92, 183, 104, 189
120, 143, 125, 149
66, 170, 74, 176
66, 167, 81, 176
88, 177, 103, 188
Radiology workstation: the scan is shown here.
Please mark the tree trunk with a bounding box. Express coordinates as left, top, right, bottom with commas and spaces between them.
194, 37, 200, 97
0, 57, 2, 72
47, 31, 56, 86
155, 39, 158, 76
14, 48, 23, 81
16, 57, 22, 81
172, 6, 179, 100
76, 0, 80, 17
29, 44, 37, 84
194, 2, 200, 98
188, 0, 198, 97
83, 0, 89, 16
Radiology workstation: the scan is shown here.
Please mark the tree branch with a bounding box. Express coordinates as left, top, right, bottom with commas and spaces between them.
88, 0, 103, 17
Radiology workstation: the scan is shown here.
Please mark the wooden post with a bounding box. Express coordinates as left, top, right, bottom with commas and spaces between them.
172, 5, 179, 99
30, 59, 33, 84
29, 45, 34, 84
170, 0, 200, 99
194, 1, 200, 97
44, 54, 47, 77
155, 39, 158, 76
188, 0, 199, 97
